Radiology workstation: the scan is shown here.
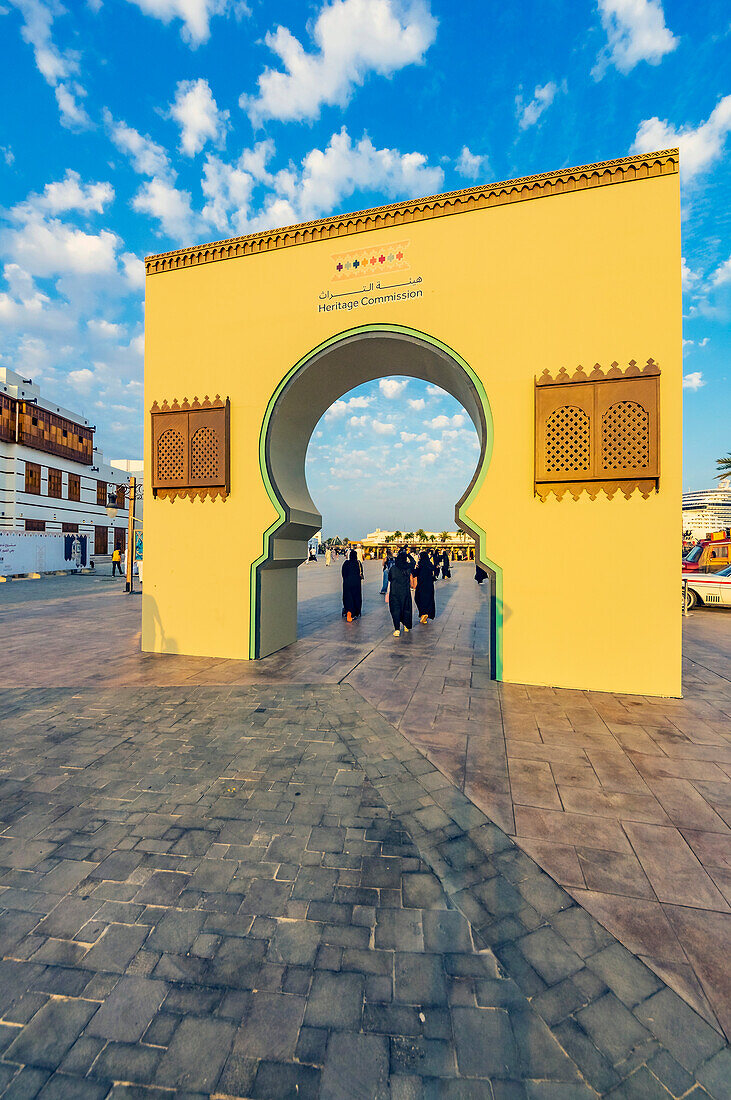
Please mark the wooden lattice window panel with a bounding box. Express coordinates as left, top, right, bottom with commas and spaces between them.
150, 396, 229, 501
545, 406, 590, 474
535, 361, 660, 500
157, 429, 185, 481
190, 426, 219, 481
601, 402, 649, 471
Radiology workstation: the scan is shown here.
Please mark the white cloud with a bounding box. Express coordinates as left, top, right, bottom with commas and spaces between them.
420, 452, 438, 465
324, 394, 373, 418
631, 96, 731, 181
682, 372, 705, 390
711, 256, 731, 288
348, 414, 368, 427
516, 82, 559, 130
594, 0, 677, 76
372, 419, 395, 435
170, 78, 230, 157
132, 178, 199, 240
425, 413, 465, 429
67, 366, 95, 391
120, 252, 146, 289
243, 0, 437, 125
426, 384, 446, 397
88, 319, 126, 340
9, 1, 91, 128
379, 377, 408, 398
681, 257, 699, 291
283, 128, 444, 222
4, 217, 120, 278
400, 431, 428, 443
1, 146, 14, 166
20, 170, 114, 216
124, 0, 247, 46
455, 146, 486, 180
407, 397, 425, 410
105, 111, 172, 178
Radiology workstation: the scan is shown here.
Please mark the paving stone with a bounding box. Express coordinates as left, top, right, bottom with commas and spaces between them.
144, 910, 206, 955
89, 1040, 160, 1084
518, 927, 584, 985
154, 1016, 235, 1091
233, 991, 305, 1059
422, 910, 473, 953
451, 1005, 519, 1078
320, 1031, 390, 1099
586, 942, 662, 1008
576, 992, 654, 1067
375, 909, 424, 951
304, 970, 364, 1028
390, 1035, 457, 1077
78, 922, 149, 973
37, 1073, 110, 1099
4, 997, 99, 1069
634, 987, 726, 1072
251, 1060, 321, 1099
395, 953, 448, 1006
86, 977, 167, 1042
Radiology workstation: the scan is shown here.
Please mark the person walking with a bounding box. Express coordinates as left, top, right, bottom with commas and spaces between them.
475, 564, 488, 584
111, 545, 122, 577
386, 549, 413, 636
432, 546, 442, 580
325, 547, 332, 567
341, 549, 362, 622
380, 550, 392, 594
414, 550, 436, 625
441, 548, 451, 579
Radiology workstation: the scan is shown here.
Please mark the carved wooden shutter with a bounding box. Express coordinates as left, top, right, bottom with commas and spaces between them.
150, 397, 229, 500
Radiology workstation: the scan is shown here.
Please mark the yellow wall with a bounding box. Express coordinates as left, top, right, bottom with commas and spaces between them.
143, 165, 682, 696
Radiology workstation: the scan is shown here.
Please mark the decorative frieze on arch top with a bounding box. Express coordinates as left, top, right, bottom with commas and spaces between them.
145, 149, 679, 276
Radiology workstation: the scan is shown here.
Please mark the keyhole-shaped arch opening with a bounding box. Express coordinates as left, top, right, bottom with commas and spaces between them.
251, 325, 500, 674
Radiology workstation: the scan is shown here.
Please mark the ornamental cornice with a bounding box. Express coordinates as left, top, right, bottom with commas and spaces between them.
145, 149, 679, 276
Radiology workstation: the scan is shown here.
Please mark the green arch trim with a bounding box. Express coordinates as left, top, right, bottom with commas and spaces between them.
249, 322, 503, 678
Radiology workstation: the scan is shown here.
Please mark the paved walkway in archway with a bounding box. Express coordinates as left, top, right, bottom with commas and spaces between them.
0, 565, 729, 1098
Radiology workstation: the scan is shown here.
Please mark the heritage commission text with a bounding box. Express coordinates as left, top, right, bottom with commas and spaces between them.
318, 289, 423, 312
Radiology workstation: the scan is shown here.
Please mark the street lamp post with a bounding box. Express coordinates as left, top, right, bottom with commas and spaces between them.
126, 476, 137, 594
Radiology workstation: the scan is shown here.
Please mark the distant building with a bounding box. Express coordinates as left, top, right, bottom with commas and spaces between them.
360, 527, 467, 545
0, 366, 133, 556
682, 481, 731, 541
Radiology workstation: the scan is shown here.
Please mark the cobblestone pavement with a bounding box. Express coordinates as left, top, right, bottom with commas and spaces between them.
1, 684, 729, 1099
2, 566, 731, 1040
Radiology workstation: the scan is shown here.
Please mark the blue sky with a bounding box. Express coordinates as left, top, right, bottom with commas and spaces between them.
0, 0, 729, 537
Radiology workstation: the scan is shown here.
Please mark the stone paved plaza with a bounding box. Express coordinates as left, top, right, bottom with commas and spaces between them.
0, 565, 729, 1098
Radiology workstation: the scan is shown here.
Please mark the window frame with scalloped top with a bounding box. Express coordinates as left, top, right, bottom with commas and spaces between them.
150, 397, 230, 501
534, 361, 660, 501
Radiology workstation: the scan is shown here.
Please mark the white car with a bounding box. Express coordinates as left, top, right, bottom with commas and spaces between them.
683, 565, 731, 609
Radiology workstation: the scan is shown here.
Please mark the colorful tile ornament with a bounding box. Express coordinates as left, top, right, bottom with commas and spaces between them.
330, 240, 411, 282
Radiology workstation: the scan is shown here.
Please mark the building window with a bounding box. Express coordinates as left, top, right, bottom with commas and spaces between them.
94, 526, 108, 556
150, 397, 230, 501
25, 518, 45, 532
97, 480, 107, 506
48, 468, 62, 498
62, 522, 79, 533
115, 484, 126, 509
68, 472, 80, 502
25, 461, 41, 495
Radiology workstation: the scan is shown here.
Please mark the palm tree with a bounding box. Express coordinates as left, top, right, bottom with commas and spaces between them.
439, 531, 448, 542
404, 532, 414, 542
393, 530, 402, 540
715, 453, 731, 479
416, 528, 426, 542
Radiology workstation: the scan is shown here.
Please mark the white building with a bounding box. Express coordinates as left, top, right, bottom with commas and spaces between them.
0, 367, 134, 557
682, 480, 731, 541
360, 527, 468, 545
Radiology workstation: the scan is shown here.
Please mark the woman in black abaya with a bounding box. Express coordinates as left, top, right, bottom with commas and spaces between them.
386, 549, 413, 636
414, 550, 436, 625
341, 549, 362, 622
432, 547, 442, 580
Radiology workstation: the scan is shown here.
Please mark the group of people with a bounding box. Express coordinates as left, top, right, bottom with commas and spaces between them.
340, 545, 453, 637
